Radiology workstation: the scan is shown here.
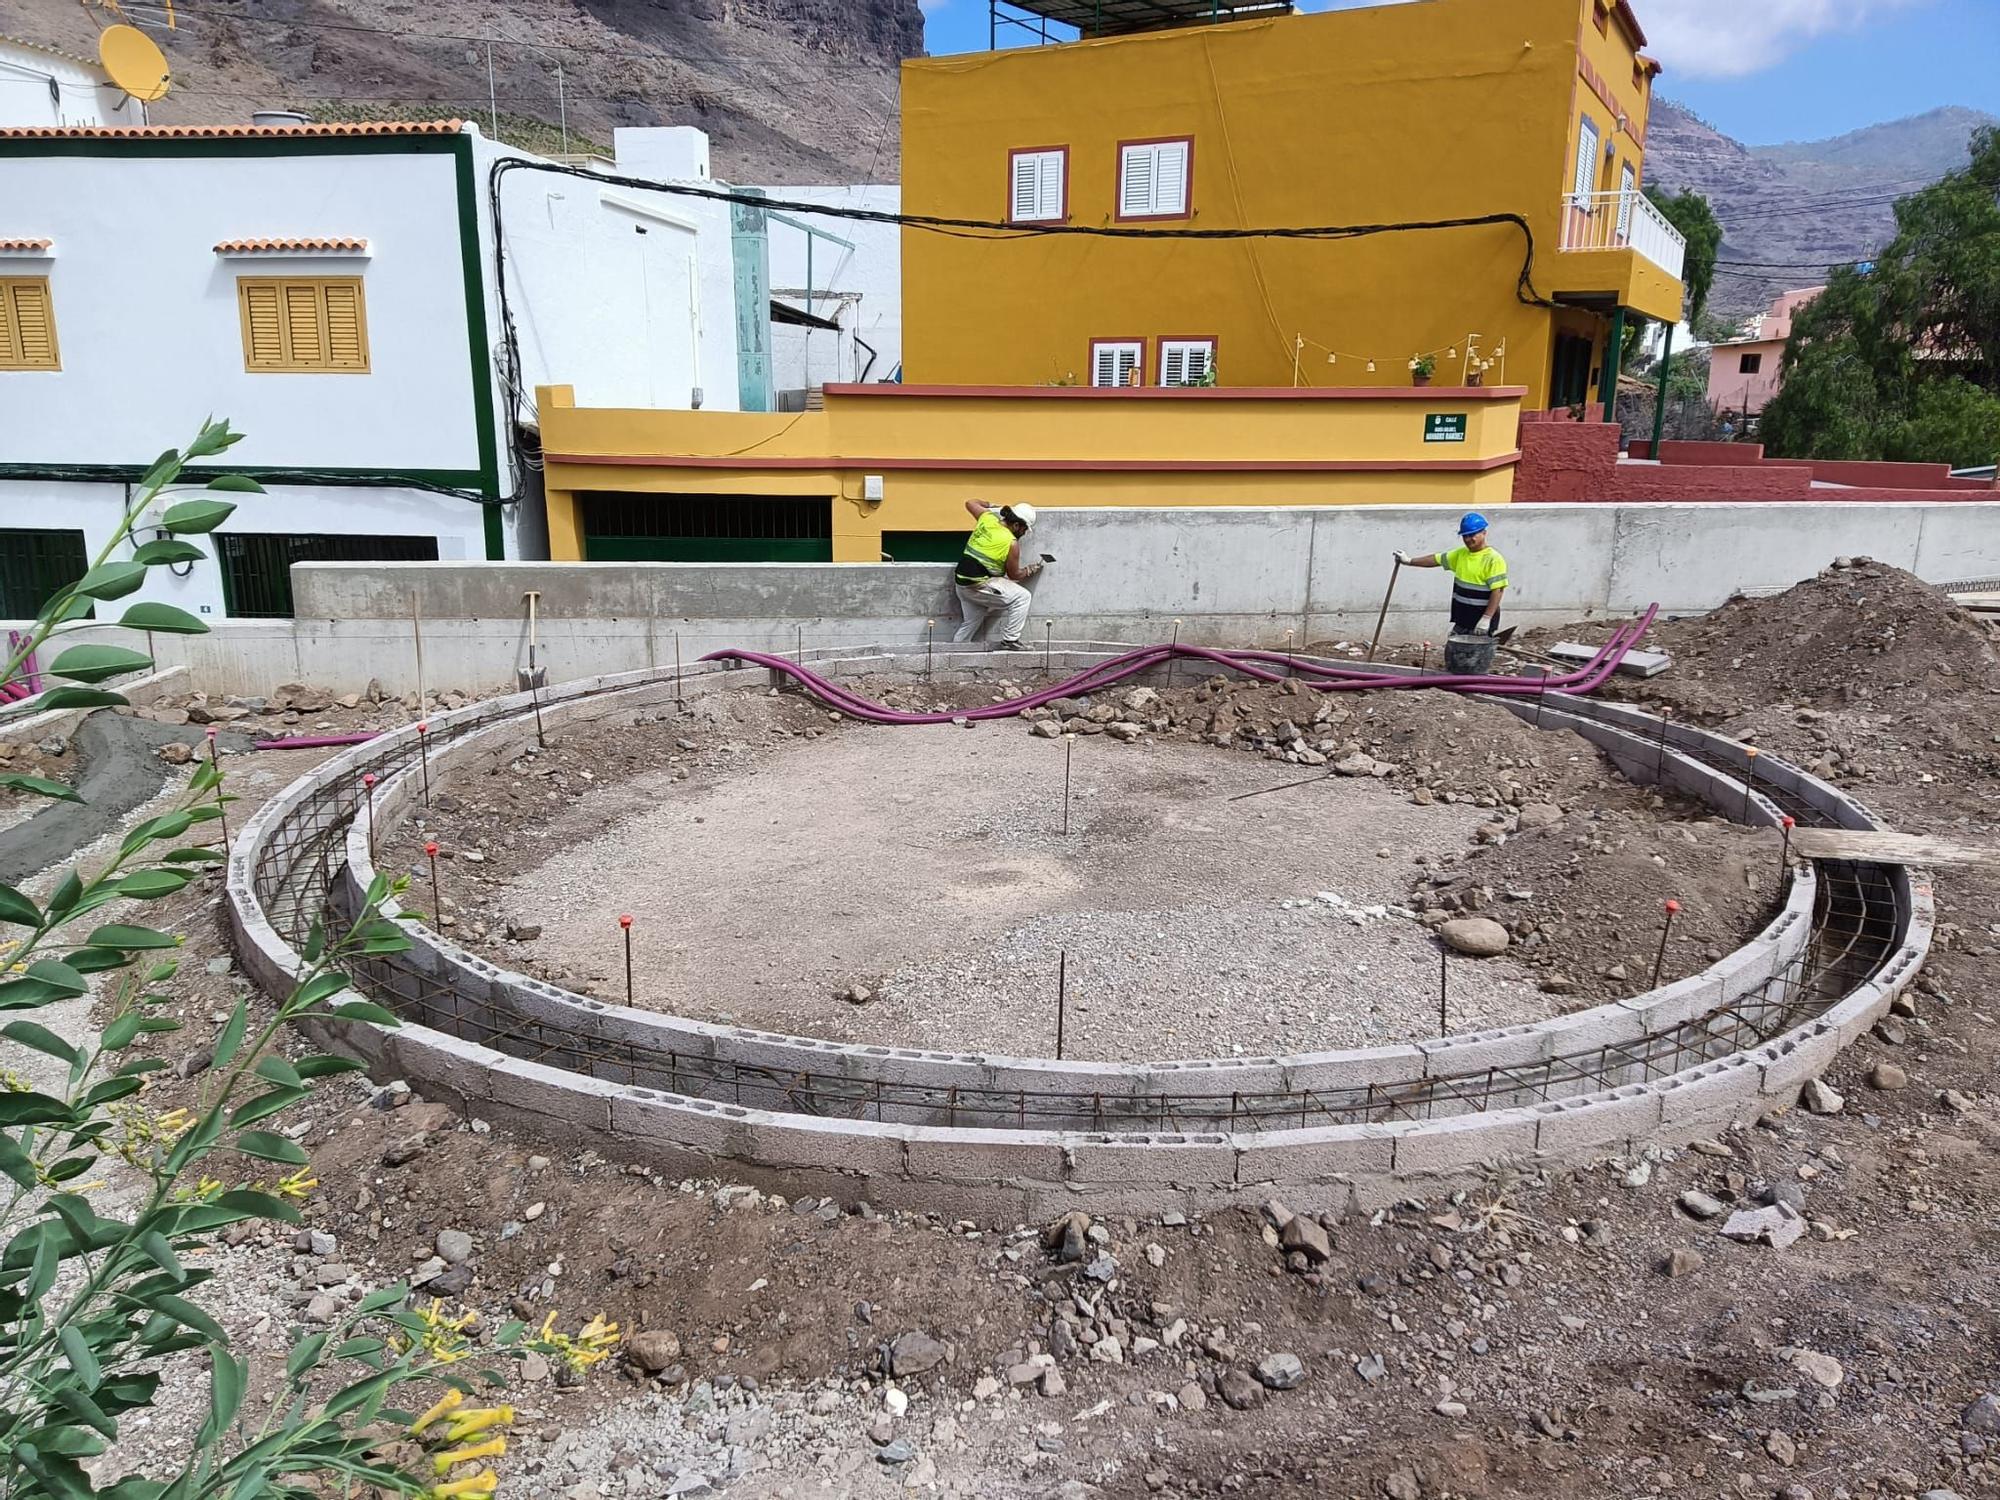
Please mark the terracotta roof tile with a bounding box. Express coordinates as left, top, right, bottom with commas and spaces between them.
0, 34, 96, 69
0, 238, 53, 253
214, 236, 370, 254
0, 119, 463, 140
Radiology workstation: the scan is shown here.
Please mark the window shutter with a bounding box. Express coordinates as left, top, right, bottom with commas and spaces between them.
1573, 118, 1599, 202
1093, 344, 1119, 387
1153, 141, 1188, 215
322, 282, 366, 368
8, 282, 55, 367
0, 283, 17, 366
1161, 345, 1185, 386
282, 282, 326, 366
241, 282, 285, 367
1120, 146, 1155, 217
1011, 154, 1040, 221
1616, 163, 1636, 239
1037, 152, 1063, 221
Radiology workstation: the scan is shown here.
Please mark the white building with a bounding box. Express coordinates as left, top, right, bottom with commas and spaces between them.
0, 118, 743, 622
758, 184, 903, 405
0, 35, 146, 130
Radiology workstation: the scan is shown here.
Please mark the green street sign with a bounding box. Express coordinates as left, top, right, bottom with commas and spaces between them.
1424, 413, 1468, 443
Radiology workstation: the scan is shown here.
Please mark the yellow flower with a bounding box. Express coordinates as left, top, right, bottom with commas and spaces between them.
442, 1405, 512, 1444
432, 1435, 506, 1475
274, 1167, 318, 1200
426, 1470, 497, 1499
530, 1310, 619, 1374
408, 1388, 464, 1437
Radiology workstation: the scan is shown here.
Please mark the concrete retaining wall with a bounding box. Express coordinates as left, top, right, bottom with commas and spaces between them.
51, 497, 2000, 696
225, 648, 1932, 1214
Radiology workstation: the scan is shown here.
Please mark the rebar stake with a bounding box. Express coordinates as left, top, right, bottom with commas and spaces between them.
1044, 620, 1053, 677
1439, 947, 1448, 1037
1284, 627, 1296, 677
1740, 745, 1760, 823
1168, 618, 1181, 687
206, 727, 231, 858
1062, 733, 1075, 836
620, 913, 634, 1007
1420, 640, 1431, 673
1654, 705, 1672, 779
1778, 814, 1795, 884
925, 619, 935, 683
362, 772, 377, 860
425, 840, 441, 924
1651, 898, 1681, 988
675, 631, 685, 706
417, 720, 433, 807
1056, 949, 1068, 1060
530, 676, 546, 749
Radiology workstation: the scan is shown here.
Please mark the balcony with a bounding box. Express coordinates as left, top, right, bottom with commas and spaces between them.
1551, 189, 1686, 322
1560, 189, 1687, 282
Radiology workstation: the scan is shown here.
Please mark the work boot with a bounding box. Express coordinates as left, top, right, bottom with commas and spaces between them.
993, 639, 1027, 651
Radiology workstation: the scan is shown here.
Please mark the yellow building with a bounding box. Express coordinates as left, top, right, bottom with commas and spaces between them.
900, 0, 1684, 410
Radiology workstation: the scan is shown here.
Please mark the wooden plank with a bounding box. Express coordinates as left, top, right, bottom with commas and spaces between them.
1548, 641, 1674, 678
1787, 828, 1999, 869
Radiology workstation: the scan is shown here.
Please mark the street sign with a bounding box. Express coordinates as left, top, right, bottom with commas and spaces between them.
1424, 413, 1468, 443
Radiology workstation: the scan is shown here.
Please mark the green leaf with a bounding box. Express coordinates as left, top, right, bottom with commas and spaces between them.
26, 959, 86, 996
138, 446, 182, 492
254, 1056, 304, 1088
116, 602, 207, 635
59, 1325, 102, 1388
67, 947, 135, 975
161, 497, 235, 534
206, 473, 263, 493
3, 1020, 79, 1065
121, 811, 196, 856
285, 1331, 329, 1384
100, 1013, 142, 1051
117, 869, 196, 900
33, 688, 129, 711
229, 1086, 309, 1129
147, 1291, 225, 1342
355, 1284, 409, 1316
330, 1001, 399, 1027
74, 561, 147, 602
185, 420, 242, 460
42, 1153, 101, 1183
16, 1440, 96, 1499
45, 644, 153, 685
234, 1130, 309, 1166
497, 1319, 525, 1345
0, 883, 39, 927
302, 919, 327, 963
0, 773, 82, 804
130, 538, 205, 566
294, 973, 348, 1009
85, 924, 182, 951
212, 1000, 248, 1069
54, 1384, 118, 1439
163, 847, 226, 865
293, 1055, 365, 1079
198, 1348, 245, 1446
0, 1132, 36, 1190
138, 1230, 184, 1279
0, 1090, 72, 1126
0, 975, 81, 1011
215, 1188, 301, 1226
333, 1336, 385, 1360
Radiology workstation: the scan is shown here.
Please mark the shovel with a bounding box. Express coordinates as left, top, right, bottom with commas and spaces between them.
1366, 557, 1402, 662
517, 591, 548, 690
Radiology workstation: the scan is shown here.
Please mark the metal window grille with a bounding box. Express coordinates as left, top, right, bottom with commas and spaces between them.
217, 532, 439, 620
579, 494, 832, 563
0, 527, 88, 619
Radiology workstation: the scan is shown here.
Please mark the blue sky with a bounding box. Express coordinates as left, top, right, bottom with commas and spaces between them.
919, 0, 1998, 146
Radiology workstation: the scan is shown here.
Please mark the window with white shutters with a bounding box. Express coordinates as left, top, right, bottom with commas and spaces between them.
1571, 116, 1600, 203
1090, 340, 1143, 388
1008, 148, 1066, 223
1118, 138, 1191, 219
1158, 338, 1215, 386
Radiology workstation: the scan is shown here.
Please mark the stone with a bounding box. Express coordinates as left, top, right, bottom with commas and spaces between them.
309, 1230, 337, 1257
1089, 1337, 1123, 1364
1040, 1367, 1066, 1396
1121, 686, 1161, 714
1873, 1016, 1908, 1046
305, 1292, 342, 1322
625, 1330, 682, 1373
1721, 1203, 1807, 1250
1355, 1353, 1387, 1383
507, 922, 543, 942
1677, 1191, 1726, 1221
1765, 1429, 1798, 1467
1870, 1062, 1909, 1091
1333, 751, 1385, 778
1799, 1078, 1844, 1115
839, 983, 875, 1006
174, 1047, 213, 1081
1516, 802, 1563, 829
1787, 1349, 1844, 1389
1030, 719, 1062, 739
887, 1331, 947, 1376
1105, 721, 1144, 742
1176, 1381, 1206, 1412
435, 1229, 474, 1264
1963, 1394, 2000, 1435
1083, 1251, 1117, 1284
425, 1265, 471, 1297
1383, 1469, 1422, 1500
1257, 1352, 1305, 1391
875, 1439, 915, 1466
1044, 1211, 1091, 1264
1440, 917, 1510, 957
1278, 1215, 1331, 1263
1217, 1368, 1263, 1410
158, 741, 195, 766
1659, 1248, 1706, 1278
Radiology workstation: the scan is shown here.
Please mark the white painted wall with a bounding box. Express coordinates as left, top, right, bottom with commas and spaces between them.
0, 39, 145, 129
0, 478, 491, 621
758, 185, 902, 392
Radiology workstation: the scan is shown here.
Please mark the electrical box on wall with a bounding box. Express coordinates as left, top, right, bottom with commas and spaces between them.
863, 475, 884, 503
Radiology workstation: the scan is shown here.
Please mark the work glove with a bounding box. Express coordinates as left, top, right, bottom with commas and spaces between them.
1393, 550, 1410, 564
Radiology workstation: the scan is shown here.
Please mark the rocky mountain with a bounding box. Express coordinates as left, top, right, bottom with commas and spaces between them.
0, 0, 924, 181
1645, 101, 1997, 317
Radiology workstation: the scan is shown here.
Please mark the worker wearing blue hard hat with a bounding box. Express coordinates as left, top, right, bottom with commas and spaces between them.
1395, 512, 1508, 636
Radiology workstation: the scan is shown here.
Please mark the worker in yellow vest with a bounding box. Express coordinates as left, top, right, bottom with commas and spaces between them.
952, 499, 1043, 649
1396, 512, 1508, 636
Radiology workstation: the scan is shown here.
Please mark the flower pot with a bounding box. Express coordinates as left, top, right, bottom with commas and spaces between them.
1465, 372, 1483, 387
1411, 372, 1431, 387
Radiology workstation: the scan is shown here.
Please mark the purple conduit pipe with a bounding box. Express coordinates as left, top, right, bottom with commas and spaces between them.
702, 607, 1659, 726
253, 731, 382, 750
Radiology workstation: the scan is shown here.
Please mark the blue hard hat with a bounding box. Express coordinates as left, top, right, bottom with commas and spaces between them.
1459, 511, 1489, 537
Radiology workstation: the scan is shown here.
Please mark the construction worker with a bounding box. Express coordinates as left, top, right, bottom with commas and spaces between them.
1396, 512, 1508, 636
953, 499, 1043, 649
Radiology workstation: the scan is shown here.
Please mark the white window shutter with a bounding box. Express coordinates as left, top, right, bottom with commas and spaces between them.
1154, 141, 1188, 215
1161, 344, 1185, 386
1039, 153, 1064, 221
1011, 154, 1039, 221
1573, 118, 1599, 202
1616, 162, 1636, 239
1120, 146, 1154, 217
1093, 344, 1118, 386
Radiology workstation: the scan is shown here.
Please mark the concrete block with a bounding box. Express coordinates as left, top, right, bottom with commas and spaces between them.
720, 1115, 913, 1178
1651, 1056, 1764, 1128
1532, 1085, 1664, 1159
1064, 1133, 1237, 1189
1418, 1026, 1553, 1078
903, 1127, 1067, 1185
1282, 1046, 1427, 1095
488, 1059, 616, 1133
1753, 1023, 1842, 1097
1390, 1110, 1540, 1178
1233, 1122, 1399, 1184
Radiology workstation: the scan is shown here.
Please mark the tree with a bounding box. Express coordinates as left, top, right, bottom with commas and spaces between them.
1654, 189, 1721, 327
1763, 127, 2000, 468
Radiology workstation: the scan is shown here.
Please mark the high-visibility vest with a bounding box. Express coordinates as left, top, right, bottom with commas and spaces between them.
1437, 545, 1509, 611
957, 512, 1013, 583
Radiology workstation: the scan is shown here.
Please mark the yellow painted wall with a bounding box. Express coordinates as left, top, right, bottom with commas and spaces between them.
900, 0, 1680, 406
539, 384, 1524, 562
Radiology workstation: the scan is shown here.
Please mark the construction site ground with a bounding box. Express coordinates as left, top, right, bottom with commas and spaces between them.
9, 560, 1999, 1500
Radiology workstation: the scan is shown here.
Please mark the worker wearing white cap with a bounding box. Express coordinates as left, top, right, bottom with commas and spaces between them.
951, 499, 1043, 649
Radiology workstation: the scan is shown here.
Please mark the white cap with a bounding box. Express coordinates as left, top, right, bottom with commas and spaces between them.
1007, 502, 1038, 530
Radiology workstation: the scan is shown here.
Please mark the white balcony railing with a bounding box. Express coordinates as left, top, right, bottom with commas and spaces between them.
1559, 189, 1686, 283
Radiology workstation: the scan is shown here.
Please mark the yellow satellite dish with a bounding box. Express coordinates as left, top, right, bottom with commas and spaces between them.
99, 24, 171, 103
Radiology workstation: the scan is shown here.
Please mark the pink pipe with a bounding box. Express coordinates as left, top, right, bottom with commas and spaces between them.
253, 731, 382, 750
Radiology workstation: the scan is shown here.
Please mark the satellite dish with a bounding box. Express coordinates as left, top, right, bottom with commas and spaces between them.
99, 24, 171, 102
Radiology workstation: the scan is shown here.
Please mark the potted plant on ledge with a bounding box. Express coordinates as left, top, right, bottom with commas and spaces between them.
1409, 353, 1436, 387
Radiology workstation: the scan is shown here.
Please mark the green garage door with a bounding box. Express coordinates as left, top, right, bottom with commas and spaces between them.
880, 531, 965, 564
0, 527, 88, 619
580, 494, 831, 563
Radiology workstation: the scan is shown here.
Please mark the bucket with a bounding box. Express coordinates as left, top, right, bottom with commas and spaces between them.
1443, 632, 1497, 675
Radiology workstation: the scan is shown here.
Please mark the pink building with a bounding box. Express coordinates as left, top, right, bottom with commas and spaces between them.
1707, 286, 1822, 418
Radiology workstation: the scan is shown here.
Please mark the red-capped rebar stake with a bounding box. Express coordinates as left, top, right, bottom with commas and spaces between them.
1061, 732, 1075, 837
1778, 814, 1796, 884
1420, 640, 1431, 673
619, 913, 634, 1007
205, 726, 231, 858
425, 840, 442, 926
1168, 618, 1183, 688
1741, 745, 1761, 823
362, 772, 377, 860
1651, 898, 1681, 988
416, 720, 433, 807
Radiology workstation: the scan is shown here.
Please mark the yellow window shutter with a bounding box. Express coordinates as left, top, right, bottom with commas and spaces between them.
321, 280, 368, 369
1, 279, 58, 369
282, 282, 326, 366
241, 280, 285, 367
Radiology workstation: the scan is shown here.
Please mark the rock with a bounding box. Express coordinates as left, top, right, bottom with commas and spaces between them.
1083, 1251, 1117, 1283
1332, 751, 1384, 778
625, 1330, 682, 1373
1765, 1429, 1798, 1466
174, 1047, 213, 1081
507, 922, 543, 942
309, 1230, 337, 1257
1800, 1078, 1844, 1114
1278, 1215, 1331, 1263
1516, 802, 1563, 829
1044, 1211, 1091, 1264
1440, 917, 1510, 957
1105, 721, 1144, 742
1121, 686, 1161, 714
305, 1292, 342, 1323
1963, 1394, 2000, 1435
1869, 1062, 1909, 1091
1873, 1016, 1908, 1046
425, 1265, 471, 1297
157, 741, 195, 766
1720, 1203, 1806, 1250
1788, 1349, 1844, 1388
1355, 1353, 1387, 1383
435, 1229, 474, 1264
1256, 1352, 1305, 1391
1089, 1337, 1123, 1364
1217, 1368, 1263, 1410
1176, 1381, 1206, 1412
1660, 1248, 1705, 1277
1030, 719, 1062, 739
1039, 1367, 1065, 1397
875, 1439, 915, 1466
1677, 1191, 1726, 1220
838, 983, 875, 1006
1383, 1469, 1422, 1500
381, 1136, 428, 1167
887, 1330, 947, 1376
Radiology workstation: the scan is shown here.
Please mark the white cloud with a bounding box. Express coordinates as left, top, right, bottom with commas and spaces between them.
1639, 0, 1928, 80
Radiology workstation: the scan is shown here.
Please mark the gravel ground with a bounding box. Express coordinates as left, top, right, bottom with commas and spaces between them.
469, 726, 1557, 1060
